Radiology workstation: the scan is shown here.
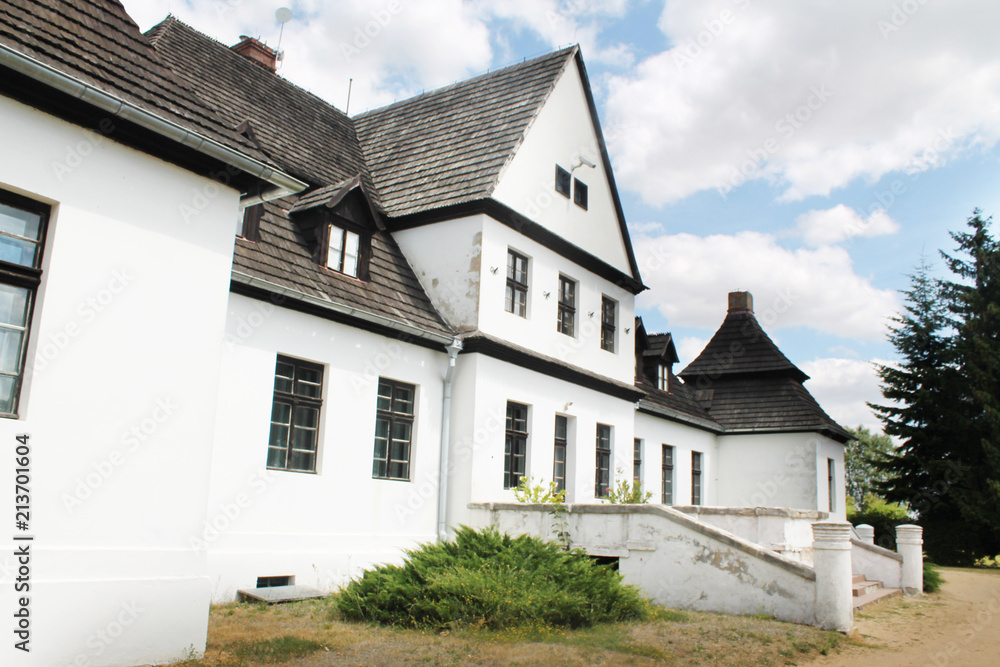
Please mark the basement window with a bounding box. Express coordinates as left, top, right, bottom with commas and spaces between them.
256, 575, 294, 588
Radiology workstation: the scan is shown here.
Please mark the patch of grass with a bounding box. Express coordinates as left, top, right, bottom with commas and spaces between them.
228, 635, 322, 663
337, 526, 649, 629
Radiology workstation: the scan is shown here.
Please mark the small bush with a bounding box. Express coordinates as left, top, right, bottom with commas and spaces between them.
512, 476, 565, 503
337, 526, 648, 629
923, 561, 943, 593
847, 493, 910, 549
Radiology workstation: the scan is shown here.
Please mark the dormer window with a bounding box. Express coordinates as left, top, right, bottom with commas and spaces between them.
657, 363, 669, 391
555, 165, 571, 198
327, 224, 361, 277
573, 178, 588, 210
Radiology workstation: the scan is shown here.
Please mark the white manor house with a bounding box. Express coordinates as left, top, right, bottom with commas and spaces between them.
0, 2, 923, 664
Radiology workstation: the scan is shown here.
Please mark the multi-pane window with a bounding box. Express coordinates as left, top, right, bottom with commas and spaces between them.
327, 224, 361, 277
657, 363, 668, 391
557, 275, 576, 336
600, 296, 616, 352
0, 190, 47, 417
828, 458, 836, 512
268, 356, 324, 472
504, 402, 528, 489
573, 178, 588, 210
505, 250, 528, 317
554, 415, 568, 494
633, 439, 642, 484
373, 379, 415, 480
595, 423, 611, 497
692, 451, 703, 505
555, 165, 571, 198
661, 445, 674, 505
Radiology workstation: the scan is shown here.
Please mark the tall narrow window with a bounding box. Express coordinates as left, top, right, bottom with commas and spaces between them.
504, 402, 528, 489
595, 424, 611, 497
573, 178, 588, 210
656, 363, 669, 391
268, 356, 324, 473
505, 250, 528, 318
553, 415, 568, 494
828, 458, 836, 512
557, 275, 576, 336
327, 224, 361, 277
661, 445, 674, 505
691, 451, 703, 505
555, 165, 571, 198
0, 189, 47, 418
633, 439, 642, 484
372, 379, 415, 480
600, 296, 616, 352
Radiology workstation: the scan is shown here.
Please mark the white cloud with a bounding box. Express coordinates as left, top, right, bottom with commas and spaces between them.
794, 204, 901, 247
800, 357, 892, 434
676, 336, 708, 368
605, 0, 1000, 205
633, 231, 899, 339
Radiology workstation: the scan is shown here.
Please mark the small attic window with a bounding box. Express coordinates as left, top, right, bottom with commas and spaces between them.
555, 165, 571, 198
238, 204, 263, 241
656, 363, 668, 392
573, 179, 588, 210
326, 224, 362, 277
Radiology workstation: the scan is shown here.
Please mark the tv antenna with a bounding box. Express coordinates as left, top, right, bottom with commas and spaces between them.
275, 7, 292, 65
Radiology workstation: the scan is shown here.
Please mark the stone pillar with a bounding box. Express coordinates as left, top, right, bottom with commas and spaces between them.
812, 522, 853, 631
896, 524, 924, 595
855, 524, 875, 545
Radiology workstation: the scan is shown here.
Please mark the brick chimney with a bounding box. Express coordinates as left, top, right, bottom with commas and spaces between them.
231, 36, 277, 73
728, 290, 753, 313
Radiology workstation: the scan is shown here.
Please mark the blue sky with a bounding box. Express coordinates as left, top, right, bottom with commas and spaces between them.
124, 0, 1000, 432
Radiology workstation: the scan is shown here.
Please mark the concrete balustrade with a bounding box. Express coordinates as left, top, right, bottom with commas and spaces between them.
896, 524, 924, 595
855, 524, 875, 545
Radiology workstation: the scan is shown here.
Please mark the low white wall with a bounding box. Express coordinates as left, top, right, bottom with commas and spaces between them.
674, 506, 828, 565
469, 503, 818, 626
850, 538, 903, 589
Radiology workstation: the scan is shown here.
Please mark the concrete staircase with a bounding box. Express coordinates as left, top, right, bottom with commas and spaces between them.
853, 574, 901, 610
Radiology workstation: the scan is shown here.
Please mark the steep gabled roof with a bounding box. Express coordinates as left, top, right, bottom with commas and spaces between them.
353, 47, 576, 217
0, 0, 267, 162
147, 16, 371, 192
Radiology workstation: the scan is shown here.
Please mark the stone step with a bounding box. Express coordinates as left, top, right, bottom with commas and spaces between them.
853, 586, 902, 611
852, 579, 882, 597
852, 574, 866, 584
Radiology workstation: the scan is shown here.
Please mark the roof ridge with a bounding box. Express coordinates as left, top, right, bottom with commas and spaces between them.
352, 45, 578, 119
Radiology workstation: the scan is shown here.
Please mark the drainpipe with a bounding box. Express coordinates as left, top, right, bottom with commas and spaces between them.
437, 338, 464, 542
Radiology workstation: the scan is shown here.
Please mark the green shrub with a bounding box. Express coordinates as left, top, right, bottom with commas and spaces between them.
603, 469, 652, 504
923, 561, 943, 593
337, 526, 648, 629
847, 493, 910, 550
512, 476, 565, 503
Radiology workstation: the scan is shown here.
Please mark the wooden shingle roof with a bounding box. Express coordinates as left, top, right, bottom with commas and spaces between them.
0, 0, 266, 161
353, 47, 577, 217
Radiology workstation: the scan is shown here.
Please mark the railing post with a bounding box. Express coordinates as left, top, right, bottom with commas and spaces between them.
855, 524, 875, 545
812, 522, 853, 631
896, 524, 924, 595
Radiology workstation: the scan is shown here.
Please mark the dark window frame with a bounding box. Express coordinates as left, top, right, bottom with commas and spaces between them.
691, 451, 703, 506
504, 401, 528, 489
554, 415, 568, 494
600, 295, 616, 353
555, 165, 571, 198
828, 458, 836, 512
372, 378, 416, 481
633, 438, 642, 484
238, 203, 263, 242
505, 249, 528, 318
557, 274, 576, 336
0, 188, 49, 419
661, 445, 674, 505
267, 355, 324, 473
573, 178, 588, 210
595, 423, 611, 498
325, 222, 364, 278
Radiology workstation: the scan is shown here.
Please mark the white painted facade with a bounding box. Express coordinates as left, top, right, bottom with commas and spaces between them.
0, 96, 242, 666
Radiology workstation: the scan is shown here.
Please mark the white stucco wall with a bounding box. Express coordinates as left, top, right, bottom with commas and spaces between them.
206, 293, 449, 600
715, 433, 823, 511
491, 58, 633, 275
0, 97, 239, 666
634, 411, 719, 506
817, 436, 847, 521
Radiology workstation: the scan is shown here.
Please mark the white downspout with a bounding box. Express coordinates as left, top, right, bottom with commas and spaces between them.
438, 338, 464, 542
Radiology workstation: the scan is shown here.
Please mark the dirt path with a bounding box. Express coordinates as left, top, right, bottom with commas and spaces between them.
806, 568, 1000, 667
